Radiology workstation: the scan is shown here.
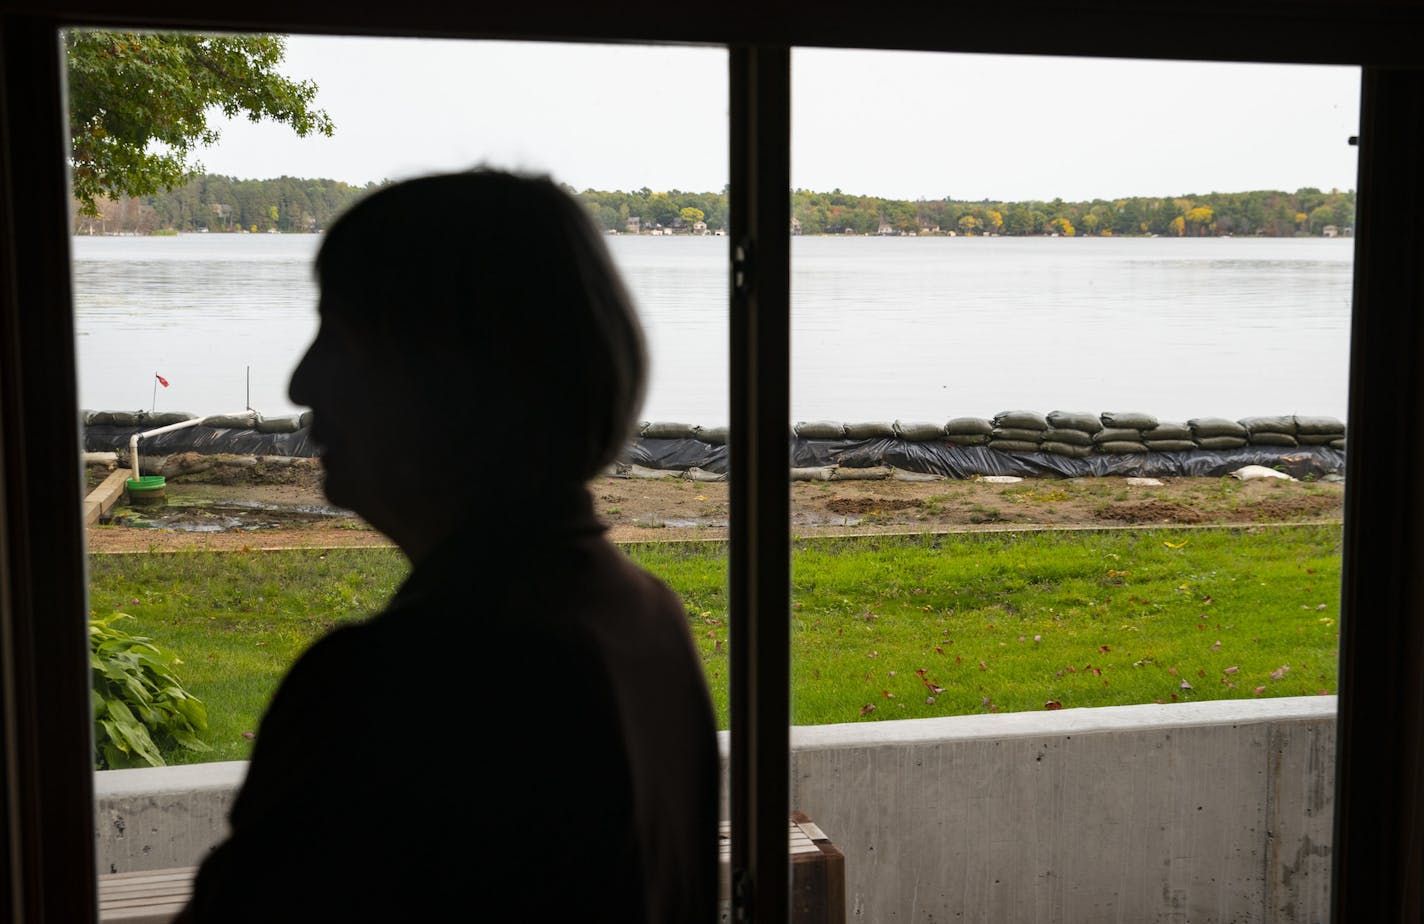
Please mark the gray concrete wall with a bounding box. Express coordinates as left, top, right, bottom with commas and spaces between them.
787, 697, 1335, 923
95, 699, 1335, 922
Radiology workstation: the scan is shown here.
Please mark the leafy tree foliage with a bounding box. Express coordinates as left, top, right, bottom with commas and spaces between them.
66, 31, 334, 215
77, 176, 1357, 242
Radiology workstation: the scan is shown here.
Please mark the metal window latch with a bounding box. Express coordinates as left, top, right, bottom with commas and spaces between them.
733, 241, 752, 297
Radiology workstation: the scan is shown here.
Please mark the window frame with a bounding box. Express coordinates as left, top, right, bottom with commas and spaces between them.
3, 4, 1422, 921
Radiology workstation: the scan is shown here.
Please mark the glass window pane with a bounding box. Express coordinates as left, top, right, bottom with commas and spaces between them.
789, 47, 1355, 921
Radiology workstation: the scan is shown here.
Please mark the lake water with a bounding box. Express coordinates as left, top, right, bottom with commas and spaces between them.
71, 233, 1354, 425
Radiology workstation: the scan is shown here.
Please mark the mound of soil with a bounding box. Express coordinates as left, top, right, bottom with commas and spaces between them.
825, 497, 920, 515
1097, 501, 1209, 524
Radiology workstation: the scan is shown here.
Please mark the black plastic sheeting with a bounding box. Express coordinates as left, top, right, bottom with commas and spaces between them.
85, 424, 317, 457
626, 437, 1344, 480
86, 426, 1345, 480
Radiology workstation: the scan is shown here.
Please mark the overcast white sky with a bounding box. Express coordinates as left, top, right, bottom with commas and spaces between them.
196, 36, 1361, 202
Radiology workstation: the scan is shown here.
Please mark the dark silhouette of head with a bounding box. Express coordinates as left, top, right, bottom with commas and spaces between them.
290, 170, 647, 558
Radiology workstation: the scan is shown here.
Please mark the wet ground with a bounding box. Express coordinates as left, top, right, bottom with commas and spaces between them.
83, 457, 1345, 552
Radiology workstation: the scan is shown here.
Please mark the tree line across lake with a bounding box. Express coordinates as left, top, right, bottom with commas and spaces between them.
73, 175, 1355, 239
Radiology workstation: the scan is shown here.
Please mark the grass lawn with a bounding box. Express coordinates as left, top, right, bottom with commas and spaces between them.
88, 524, 1341, 765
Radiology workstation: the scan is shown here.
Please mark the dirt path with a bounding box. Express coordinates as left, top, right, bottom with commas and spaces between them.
84, 459, 1345, 553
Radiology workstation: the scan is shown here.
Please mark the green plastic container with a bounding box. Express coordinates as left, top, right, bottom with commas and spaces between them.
125, 475, 167, 504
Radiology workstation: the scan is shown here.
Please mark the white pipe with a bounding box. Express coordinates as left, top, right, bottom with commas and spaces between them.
128, 411, 257, 481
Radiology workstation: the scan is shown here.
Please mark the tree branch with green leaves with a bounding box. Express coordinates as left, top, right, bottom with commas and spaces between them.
66, 31, 334, 215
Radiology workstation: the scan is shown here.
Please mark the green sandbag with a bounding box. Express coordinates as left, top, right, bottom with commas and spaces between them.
844, 421, 896, 439
795, 420, 846, 439
1294, 416, 1346, 436
991, 427, 1045, 443
946, 433, 989, 446
693, 425, 728, 445
299, 410, 314, 429
1239, 415, 1297, 435
641, 421, 697, 439
1248, 432, 1299, 447
1042, 441, 1092, 457
1092, 427, 1142, 443
1196, 435, 1248, 450
1297, 434, 1340, 445
256, 415, 303, 434
1046, 410, 1101, 433
203, 413, 258, 429
1144, 440, 1197, 452
1142, 423, 1192, 441
992, 410, 1048, 430
1331, 438, 1346, 450
1043, 428, 1091, 446
894, 420, 946, 441
989, 439, 1042, 453
945, 417, 993, 436
1101, 411, 1158, 429
1096, 441, 1148, 453
1189, 417, 1248, 438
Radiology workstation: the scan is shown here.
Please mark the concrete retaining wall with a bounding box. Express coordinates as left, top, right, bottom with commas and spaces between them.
95, 698, 1335, 921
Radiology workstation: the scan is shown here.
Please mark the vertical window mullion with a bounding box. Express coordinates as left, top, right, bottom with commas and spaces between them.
727, 44, 792, 924
0, 15, 99, 924
1331, 65, 1424, 922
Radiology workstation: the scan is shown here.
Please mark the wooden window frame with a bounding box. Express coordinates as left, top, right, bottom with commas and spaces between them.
3, 3, 1422, 921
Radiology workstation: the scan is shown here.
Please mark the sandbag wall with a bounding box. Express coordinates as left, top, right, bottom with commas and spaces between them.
81, 408, 1348, 480
627, 411, 1347, 481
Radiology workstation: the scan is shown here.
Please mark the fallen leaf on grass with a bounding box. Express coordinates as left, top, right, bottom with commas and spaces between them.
1044, 701, 1063, 710
1164, 540, 1188, 549
860, 704, 876, 715
1210, 640, 1222, 651
1223, 666, 1239, 675
1099, 645, 1111, 653
1180, 680, 1194, 690
1253, 686, 1267, 696
925, 696, 936, 705
241, 731, 255, 740
1270, 665, 1290, 681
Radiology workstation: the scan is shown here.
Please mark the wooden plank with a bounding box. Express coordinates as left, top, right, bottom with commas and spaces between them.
98, 867, 194, 924
84, 468, 131, 526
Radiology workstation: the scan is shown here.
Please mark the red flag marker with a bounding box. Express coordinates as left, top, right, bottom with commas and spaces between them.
155, 373, 169, 388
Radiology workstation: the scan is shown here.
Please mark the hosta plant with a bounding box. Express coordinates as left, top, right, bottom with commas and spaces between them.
91, 613, 209, 769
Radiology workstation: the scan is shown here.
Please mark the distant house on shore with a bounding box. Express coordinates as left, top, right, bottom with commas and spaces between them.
877, 220, 894, 236
791, 216, 802, 235
692, 220, 708, 234
1322, 225, 1340, 238
626, 216, 641, 234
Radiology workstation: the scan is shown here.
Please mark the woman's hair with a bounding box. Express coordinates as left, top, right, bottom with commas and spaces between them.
314, 170, 646, 482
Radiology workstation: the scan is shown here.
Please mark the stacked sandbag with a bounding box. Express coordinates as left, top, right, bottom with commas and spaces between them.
86, 409, 199, 427
893, 420, 946, 441
843, 421, 897, 439
795, 420, 846, 439
990, 410, 1047, 453
640, 421, 698, 440
1238, 415, 1298, 448
1141, 421, 1195, 452
1041, 410, 1100, 458
1093, 410, 1157, 453
1293, 415, 1346, 449
1189, 417, 1249, 450
944, 417, 992, 447
691, 425, 728, 445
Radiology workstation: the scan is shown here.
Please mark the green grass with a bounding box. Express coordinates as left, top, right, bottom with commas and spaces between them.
88, 525, 1341, 764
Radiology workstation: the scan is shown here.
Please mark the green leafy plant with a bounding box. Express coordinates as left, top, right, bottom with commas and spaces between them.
91, 613, 209, 769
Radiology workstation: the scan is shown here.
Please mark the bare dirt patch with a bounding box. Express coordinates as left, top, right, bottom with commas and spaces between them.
1096, 501, 1209, 525
83, 459, 1345, 552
